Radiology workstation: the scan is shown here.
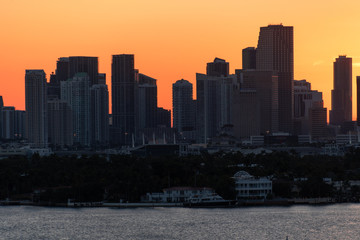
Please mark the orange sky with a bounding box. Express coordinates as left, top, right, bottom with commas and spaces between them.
2, 0, 360, 120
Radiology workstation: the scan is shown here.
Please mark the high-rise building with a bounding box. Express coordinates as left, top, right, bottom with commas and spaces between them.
0, 96, 3, 139
256, 24, 294, 133
14, 110, 26, 139
111, 54, 138, 145
47, 97, 73, 147
1, 107, 15, 140
309, 101, 327, 140
47, 73, 60, 99
138, 73, 157, 129
242, 47, 256, 70
90, 83, 109, 146
61, 73, 90, 146
172, 79, 195, 132
69, 56, 99, 86
293, 79, 323, 135
25, 70, 48, 148
238, 69, 279, 134
196, 72, 237, 143
56, 57, 69, 82
157, 107, 171, 128
206, 58, 229, 77
330, 56, 352, 125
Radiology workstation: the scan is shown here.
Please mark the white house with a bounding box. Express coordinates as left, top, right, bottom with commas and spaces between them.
233, 171, 272, 200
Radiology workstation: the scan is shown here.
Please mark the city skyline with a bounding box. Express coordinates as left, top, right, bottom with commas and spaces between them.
2, 1, 360, 120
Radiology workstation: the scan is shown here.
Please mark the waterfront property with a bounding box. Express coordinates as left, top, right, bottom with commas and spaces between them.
142, 187, 214, 203
233, 171, 272, 201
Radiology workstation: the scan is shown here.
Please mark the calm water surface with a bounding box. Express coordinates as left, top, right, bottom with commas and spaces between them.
0, 204, 359, 239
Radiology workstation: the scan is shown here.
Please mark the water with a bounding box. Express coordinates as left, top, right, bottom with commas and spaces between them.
0, 204, 359, 239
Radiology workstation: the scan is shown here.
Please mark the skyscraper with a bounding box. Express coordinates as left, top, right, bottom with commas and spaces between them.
206, 58, 229, 77
242, 47, 256, 70
61, 73, 91, 146
25, 70, 48, 148
69, 56, 99, 86
256, 24, 294, 133
111, 54, 137, 145
90, 83, 109, 146
330, 56, 352, 125
172, 79, 195, 132
138, 73, 157, 129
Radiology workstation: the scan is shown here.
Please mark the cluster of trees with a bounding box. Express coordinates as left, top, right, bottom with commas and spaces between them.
1, 148, 360, 203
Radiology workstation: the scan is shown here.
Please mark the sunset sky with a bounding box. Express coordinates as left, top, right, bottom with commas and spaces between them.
2, 0, 360, 120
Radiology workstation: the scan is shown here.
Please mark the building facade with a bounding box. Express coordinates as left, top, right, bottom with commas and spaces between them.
233, 171, 272, 200
256, 24, 294, 133
25, 70, 48, 148
330, 56, 352, 125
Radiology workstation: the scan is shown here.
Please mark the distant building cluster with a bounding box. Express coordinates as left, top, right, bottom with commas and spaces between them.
2, 24, 360, 150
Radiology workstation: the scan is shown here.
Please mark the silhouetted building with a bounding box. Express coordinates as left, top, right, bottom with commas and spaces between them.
172, 79, 195, 132
238, 69, 279, 134
47, 73, 60, 99
196, 73, 237, 143
232, 89, 260, 139
1, 107, 15, 140
56, 57, 69, 82
242, 47, 256, 70
25, 70, 48, 148
309, 101, 327, 140
0, 96, 3, 139
61, 73, 90, 146
293, 80, 323, 135
111, 54, 137, 145
330, 56, 352, 125
47, 97, 73, 147
138, 73, 157, 129
90, 83, 109, 146
14, 110, 26, 139
69, 56, 99, 86
157, 107, 171, 128
256, 24, 294, 133
98, 73, 106, 85
206, 58, 229, 77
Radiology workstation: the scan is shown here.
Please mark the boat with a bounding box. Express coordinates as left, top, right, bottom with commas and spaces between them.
183, 193, 236, 208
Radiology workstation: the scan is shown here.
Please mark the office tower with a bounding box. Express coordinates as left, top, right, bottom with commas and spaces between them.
69, 56, 99, 85
157, 107, 171, 128
90, 83, 109, 146
138, 73, 157, 129
111, 54, 137, 145
1, 107, 15, 139
242, 47, 256, 70
206, 58, 229, 77
309, 101, 327, 140
357, 76, 360, 126
239, 70, 279, 134
56, 57, 70, 82
25, 70, 48, 148
330, 56, 352, 125
14, 110, 26, 139
47, 73, 60, 99
232, 90, 260, 139
61, 73, 90, 146
172, 79, 195, 132
196, 72, 237, 143
47, 98, 73, 147
256, 24, 294, 133
293, 80, 323, 135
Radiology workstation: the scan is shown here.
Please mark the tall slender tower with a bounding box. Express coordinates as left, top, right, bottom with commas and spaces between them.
111, 54, 137, 145
256, 24, 294, 133
357, 76, 360, 126
172, 79, 195, 132
25, 70, 48, 148
330, 56, 352, 125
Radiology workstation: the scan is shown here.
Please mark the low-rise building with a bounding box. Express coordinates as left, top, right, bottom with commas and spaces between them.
142, 187, 214, 203
233, 171, 272, 200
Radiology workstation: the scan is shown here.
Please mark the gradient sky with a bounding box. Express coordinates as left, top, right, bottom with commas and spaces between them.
2, 0, 360, 120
